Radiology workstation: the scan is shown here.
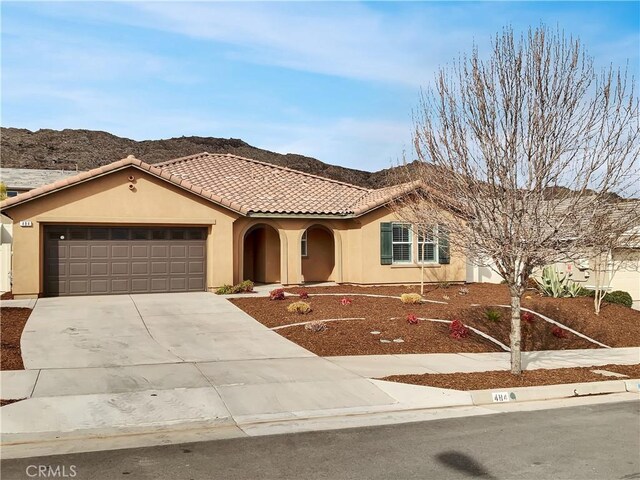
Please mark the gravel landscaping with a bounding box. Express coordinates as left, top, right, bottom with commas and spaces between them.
381, 363, 640, 390
0, 307, 31, 370
230, 283, 635, 356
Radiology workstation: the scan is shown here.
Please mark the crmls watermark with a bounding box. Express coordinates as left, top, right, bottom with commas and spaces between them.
25, 465, 77, 478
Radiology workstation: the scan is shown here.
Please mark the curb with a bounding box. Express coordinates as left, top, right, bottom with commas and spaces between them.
1, 379, 638, 459
470, 378, 640, 405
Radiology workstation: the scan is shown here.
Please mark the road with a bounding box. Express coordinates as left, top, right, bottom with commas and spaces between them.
2, 401, 639, 480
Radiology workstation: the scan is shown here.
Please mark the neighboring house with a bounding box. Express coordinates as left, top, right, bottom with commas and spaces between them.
0, 168, 82, 293
0, 153, 465, 298
0, 168, 81, 197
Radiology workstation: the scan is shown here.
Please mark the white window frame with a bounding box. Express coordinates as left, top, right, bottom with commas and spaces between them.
301, 230, 308, 257
391, 223, 412, 264
417, 226, 439, 264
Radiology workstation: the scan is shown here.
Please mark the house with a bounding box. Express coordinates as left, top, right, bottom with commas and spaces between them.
0, 168, 83, 292
0, 168, 81, 197
0, 153, 465, 298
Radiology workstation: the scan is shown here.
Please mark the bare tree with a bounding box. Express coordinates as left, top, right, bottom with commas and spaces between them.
391, 26, 639, 374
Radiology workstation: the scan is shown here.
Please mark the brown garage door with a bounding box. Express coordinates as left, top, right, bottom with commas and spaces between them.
44, 226, 207, 296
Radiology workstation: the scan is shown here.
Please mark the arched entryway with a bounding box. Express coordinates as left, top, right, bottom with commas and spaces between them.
243, 224, 281, 283
301, 225, 335, 282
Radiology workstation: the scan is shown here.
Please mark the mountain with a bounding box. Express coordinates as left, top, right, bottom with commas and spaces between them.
0, 127, 396, 189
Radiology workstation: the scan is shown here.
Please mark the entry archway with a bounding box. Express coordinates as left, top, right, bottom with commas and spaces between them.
243, 224, 281, 283
301, 225, 335, 282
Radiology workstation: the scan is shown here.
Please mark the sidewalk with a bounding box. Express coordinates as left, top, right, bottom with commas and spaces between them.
2, 347, 638, 459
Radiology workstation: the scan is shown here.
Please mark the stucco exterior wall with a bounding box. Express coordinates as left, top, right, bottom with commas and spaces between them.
3, 167, 238, 297
345, 207, 467, 285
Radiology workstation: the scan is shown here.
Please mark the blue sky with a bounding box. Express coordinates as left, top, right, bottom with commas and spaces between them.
2, 2, 639, 172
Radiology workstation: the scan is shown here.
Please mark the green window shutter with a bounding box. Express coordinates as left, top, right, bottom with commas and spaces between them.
438, 226, 450, 264
380, 222, 393, 265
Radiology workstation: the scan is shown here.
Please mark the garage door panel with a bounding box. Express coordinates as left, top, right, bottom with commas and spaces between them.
131, 278, 150, 292
68, 280, 89, 295
111, 262, 129, 275
189, 261, 204, 274
90, 279, 109, 294
45, 227, 206, 296
150, 278, 168, 291
151, 245, 169, 258
111, 278, 130, 293
69, 263, 88, 276
170, 245, 187, 258
131, 245, 149, 258
111, 245, 130, 258
131, 262, 149, 275
151, 262, 168, 274
170, 277, 187, 291
170, 262, 187, 274
90, 245, 108, 258
90, 263, 109, 276
69, 245, 89, 259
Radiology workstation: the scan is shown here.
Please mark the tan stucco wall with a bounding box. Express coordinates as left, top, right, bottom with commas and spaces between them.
344, 207, 467, 285
233, 207, 465, 286
3, 167, 238, 297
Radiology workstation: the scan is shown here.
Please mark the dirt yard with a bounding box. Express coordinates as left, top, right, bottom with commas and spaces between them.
230, 283, 639, 356
0, 307, 31, 370
381, 363, 640, 390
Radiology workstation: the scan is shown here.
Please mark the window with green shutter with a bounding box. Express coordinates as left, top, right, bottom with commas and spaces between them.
438, 226, 450, 264
380, 222, 392, 265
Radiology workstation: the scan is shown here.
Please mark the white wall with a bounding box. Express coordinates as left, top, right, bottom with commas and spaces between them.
465, 261, 503, 284
0, 215, 12, 292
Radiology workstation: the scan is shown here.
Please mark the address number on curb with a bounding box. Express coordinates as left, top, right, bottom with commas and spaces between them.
492, 392, 511, 403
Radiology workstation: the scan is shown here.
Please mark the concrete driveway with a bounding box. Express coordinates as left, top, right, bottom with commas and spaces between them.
21, 292, 312, 369
5, 292, 397, 435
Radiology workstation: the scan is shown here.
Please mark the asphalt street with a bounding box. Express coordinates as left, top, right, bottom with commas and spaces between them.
2, 401, 639, 480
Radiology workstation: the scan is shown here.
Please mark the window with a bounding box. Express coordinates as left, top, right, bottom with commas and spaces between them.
188, 229, 204, 240
111, 228, 129, 240
418, 227, 438, 263
7, 191, 19, 197
392, 223, 412, 263
170, 230, 185, 240
152, 230, 167, 240
301, 230, 308, 257
132, 229, 149, 240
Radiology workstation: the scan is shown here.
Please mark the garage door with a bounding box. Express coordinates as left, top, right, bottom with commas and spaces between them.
44, 226, 207, 296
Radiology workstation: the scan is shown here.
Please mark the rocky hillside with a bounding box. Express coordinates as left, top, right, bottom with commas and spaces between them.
0, 127, 397, 189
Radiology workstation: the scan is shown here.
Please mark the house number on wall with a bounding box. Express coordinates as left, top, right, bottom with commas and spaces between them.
19, 220, 33, 227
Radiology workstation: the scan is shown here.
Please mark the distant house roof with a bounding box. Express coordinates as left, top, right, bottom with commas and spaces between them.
0, 168, 82, 190
0, 153, 414, 217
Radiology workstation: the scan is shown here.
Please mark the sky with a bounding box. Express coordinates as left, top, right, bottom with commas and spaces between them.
1, 2, 639, 172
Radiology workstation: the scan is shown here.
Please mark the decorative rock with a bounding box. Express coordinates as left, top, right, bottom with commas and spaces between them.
380, 339, 392, 343
370, 331, 381, 335
393, 338, 405, 343
591, 369, 628, 378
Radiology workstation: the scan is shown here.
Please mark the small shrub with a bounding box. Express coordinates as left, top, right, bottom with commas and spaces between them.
551, 326, 568, 339
484, 308, 502, 322
603, 290, 633, 308
401, 293, 423, 304
287, 301, 312, 314
237, 280, 254, 292
439, 281, 451, 289
442, 295, 450, 301
458, 287, 469, 296
521, 311, 536, 323
270, 288, 285, 300
340, 297, 353, 306
298, 290, 309, 299
407, 313, 419, 325
215, 284, 233, 295
305, 320, 327, 332
449, 320, 469, 340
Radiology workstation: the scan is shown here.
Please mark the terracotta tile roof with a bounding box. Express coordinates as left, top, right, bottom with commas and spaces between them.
0, 155, 249, 215
157, 152, 394, 216
1, 152, 418, 217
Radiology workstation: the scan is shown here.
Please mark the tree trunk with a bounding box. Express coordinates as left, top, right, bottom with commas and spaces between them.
509, 292, 522, 374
